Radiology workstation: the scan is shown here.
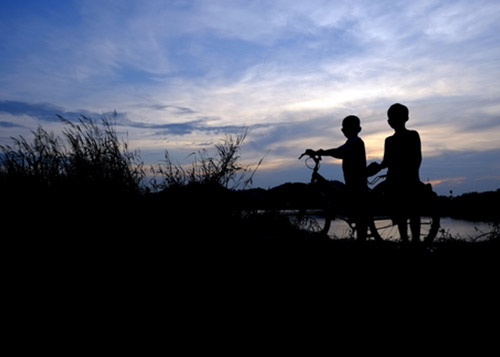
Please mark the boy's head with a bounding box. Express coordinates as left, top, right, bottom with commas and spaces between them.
342, 115, 362, 138
387, 103, 409, 129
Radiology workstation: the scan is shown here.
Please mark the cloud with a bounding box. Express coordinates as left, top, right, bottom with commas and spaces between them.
423, 0, 500, 43
124, 119, 208, 136
0, 121, 25, 129
0, 100, 260, 138
123, 117, 270, 138
0, 100, 119, 123
4, 1, 500, 110
427, 177, 467, 188
0, 101, 65, 122
140, 104, 198, 115
421, 148, 500, 193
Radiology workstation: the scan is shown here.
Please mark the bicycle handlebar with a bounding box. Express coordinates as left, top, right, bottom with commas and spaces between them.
300, 150, 387, 186
298, 152, 308, 160
299, 151, 322, 173
299, 151, 321, 161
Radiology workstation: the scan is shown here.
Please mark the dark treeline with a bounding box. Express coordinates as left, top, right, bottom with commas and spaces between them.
238, 183, 500, 223
437, 190, 500, 222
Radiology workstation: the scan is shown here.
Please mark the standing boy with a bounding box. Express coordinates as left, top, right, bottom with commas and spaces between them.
369, 103, 422, 243
305, 115, 368, 241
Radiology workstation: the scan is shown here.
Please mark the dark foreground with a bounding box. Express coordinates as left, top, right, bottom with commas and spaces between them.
11, 206, 499, 274
6, 183, 499, 270
7, 196, 499, 329
4, 182, 499, 299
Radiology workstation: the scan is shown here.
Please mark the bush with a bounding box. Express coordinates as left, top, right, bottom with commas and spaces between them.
150, 129, 262, 191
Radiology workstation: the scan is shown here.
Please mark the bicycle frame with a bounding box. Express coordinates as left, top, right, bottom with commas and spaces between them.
299, 153, 336, 187
298, 152, 359, 235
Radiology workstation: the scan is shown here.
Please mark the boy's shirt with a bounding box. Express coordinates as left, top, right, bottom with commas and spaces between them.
331, 136, 367, 191
383, 129, 422, 188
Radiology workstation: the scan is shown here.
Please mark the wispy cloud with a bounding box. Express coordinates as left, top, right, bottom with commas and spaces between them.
0, 101, 71, 122
0, 100, 119, 123
123, 117, 261, 137
0, 121, 25, 129
427, 177, 467, 188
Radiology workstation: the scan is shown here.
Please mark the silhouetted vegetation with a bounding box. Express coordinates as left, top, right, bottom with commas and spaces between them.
1, 114, 144, 241
0, 113, 144, 199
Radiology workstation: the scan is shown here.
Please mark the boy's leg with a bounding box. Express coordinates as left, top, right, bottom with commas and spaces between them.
397, 218, 409, 243
410, 215, 421, 243
356, 218, 367, 241
352, 190, 368, 241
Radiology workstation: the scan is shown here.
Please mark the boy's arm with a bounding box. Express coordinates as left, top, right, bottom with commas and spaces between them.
379, 138, 389, 169
367, 162, 382, 177
317, 147, 345, 159
415, 131, 422, 169
367, 138, 388, 177
304, 146, 345, 159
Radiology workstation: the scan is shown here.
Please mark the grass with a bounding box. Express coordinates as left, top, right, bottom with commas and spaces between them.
0, 113, 143, 200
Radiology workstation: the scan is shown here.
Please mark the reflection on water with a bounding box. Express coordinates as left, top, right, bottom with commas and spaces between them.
438, 217, 493, 240
327, 217, 494, 241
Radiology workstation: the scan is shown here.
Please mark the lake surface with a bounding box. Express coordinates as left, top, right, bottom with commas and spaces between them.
327, 217, 494, 241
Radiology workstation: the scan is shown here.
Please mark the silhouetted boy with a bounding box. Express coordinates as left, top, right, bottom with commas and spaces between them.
369, 103, 422, 243
306, 115, 368, 240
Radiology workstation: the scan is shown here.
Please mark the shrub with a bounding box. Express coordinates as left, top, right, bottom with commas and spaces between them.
150, 129, 262, 191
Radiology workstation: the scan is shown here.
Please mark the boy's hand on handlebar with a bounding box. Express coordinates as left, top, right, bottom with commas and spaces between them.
367, 162, 382, 177
299, 149, 318, 159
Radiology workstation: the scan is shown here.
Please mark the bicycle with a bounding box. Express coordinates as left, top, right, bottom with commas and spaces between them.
293, 151, 440, 243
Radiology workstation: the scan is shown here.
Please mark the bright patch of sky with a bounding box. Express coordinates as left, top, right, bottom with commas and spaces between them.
1, 0, 500, 194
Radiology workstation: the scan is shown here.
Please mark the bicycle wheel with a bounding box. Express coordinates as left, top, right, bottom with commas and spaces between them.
368, 182, 441, 243
287, 209, 333, 236
369, 214, 440, 242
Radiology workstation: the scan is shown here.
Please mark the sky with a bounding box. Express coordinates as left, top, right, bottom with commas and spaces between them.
1, 0, 500, 195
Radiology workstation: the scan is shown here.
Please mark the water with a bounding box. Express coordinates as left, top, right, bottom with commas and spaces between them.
327, 217, 494, 241
437, 217, 494, 241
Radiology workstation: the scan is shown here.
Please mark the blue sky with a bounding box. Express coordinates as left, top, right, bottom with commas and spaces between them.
1, 0, 500, 195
